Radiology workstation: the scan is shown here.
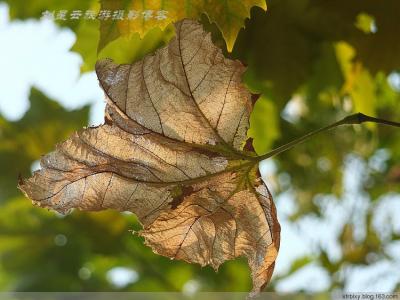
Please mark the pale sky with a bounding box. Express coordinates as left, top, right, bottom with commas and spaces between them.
0, 4, 105, 124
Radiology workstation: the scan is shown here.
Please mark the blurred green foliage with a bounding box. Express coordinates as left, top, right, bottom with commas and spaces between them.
1, 0, 400, 295
0, 88, 89, 201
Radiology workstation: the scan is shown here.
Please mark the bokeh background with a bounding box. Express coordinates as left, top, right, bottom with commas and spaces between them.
0, 0, 400, 295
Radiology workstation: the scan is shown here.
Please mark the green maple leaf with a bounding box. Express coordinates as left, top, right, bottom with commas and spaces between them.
98, 0, 267, 52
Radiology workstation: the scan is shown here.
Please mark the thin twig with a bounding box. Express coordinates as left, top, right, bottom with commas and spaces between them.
255, 113, 400, 162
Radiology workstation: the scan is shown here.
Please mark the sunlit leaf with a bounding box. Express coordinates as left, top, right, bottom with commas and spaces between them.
98, 0, 267, 52
19, 20, 280, 296
336, 42, 376, 119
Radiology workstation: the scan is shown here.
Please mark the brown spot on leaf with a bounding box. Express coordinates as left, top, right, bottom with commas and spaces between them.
251, 93, 261, 105
243, 137, 255, 152
170, 186, 195, 209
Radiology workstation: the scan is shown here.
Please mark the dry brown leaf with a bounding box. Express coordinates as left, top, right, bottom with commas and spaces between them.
19, 19, 280, 295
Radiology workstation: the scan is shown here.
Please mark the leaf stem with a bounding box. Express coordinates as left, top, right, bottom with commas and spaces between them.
255, 112, 400, 162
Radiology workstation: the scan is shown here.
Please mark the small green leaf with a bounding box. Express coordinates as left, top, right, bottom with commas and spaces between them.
248, 95, 280, 155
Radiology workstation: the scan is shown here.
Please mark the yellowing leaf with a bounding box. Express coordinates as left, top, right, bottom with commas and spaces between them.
336, 42, 376, 121
19, 19, 280, 296
355, 12, 376, 34
99, 0, 267, 52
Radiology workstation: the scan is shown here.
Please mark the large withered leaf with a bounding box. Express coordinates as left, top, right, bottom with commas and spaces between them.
19, 19, 280, 295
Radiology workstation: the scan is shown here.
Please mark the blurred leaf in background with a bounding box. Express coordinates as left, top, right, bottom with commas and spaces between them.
0, 88, 89, 201
0, 0, 400, 295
